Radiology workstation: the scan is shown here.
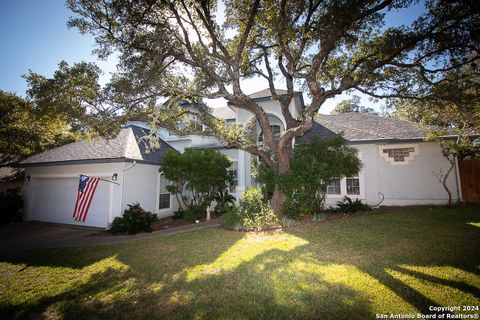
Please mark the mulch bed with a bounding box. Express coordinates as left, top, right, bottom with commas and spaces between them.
151, 216, 206, 231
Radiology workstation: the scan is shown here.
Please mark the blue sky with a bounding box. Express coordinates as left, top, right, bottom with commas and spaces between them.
0, 0, 425, 113
0, 1, 116, 96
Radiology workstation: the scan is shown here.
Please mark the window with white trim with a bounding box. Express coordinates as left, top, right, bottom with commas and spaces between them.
258, 125, 281, 144
346, 176, 360, 195
326, 178, 341, 195
158, 175, 170, 209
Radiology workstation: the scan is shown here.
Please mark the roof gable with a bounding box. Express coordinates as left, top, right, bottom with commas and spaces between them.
19, 126, 176, 167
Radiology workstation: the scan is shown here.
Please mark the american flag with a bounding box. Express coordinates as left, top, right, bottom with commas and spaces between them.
73, 175, 100, 222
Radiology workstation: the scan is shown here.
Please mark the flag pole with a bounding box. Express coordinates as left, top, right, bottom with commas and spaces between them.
78, 174, 120, 186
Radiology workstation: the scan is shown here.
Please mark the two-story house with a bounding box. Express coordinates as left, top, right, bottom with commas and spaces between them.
18, 89, 461, 228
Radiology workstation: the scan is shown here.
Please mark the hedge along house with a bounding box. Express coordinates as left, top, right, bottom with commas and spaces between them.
19, 89, 462, 228
18, 125, 178, 228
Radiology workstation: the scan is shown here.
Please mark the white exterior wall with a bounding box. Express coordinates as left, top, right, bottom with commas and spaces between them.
23, 163, 125, 228
23, 161, 179, 229
122, 163, 179, 218
324, 141, 460, 206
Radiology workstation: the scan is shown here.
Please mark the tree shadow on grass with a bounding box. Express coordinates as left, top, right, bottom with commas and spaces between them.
1, 228, 246, 270
1, 208, 479, 319
0, 229, 245, 318
57, 249, 380, 319
286, 207, 480, 314
2, 245, 378, 319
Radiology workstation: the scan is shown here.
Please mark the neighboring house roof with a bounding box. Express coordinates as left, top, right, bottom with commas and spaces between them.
18, 125, 176, 167
299, 113, 429, 143
212, 107, 236, 120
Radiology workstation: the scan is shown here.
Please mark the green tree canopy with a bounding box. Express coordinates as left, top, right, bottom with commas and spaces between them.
332, 96, 378, 115
0, 91, 80, 166
160, 148, 233, 211
390, 66, 480, 159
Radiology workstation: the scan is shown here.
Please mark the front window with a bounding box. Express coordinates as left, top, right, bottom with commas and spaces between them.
326, 178, 341, 194
159, 175, 170, 209
346, 176, 360, 195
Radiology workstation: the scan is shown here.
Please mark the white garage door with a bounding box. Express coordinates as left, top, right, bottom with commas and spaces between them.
31, 177, 110, 228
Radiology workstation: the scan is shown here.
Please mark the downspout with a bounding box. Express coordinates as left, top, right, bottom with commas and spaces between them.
120, 161, 137, 212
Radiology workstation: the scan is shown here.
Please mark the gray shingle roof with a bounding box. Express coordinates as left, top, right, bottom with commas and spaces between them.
212, 107, 236, 120
299, 113, 429, 143
19, 125, 176, 167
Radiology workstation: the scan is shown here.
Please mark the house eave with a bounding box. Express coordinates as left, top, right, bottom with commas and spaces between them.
15, 157, 163, 168
227, 91, 303, 105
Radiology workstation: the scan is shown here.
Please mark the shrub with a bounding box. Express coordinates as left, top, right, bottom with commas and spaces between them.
0, 188, 23, 224
336, 196, 371, 213
183, 204, 206, 221
213, 189, 236, 215
172, 208, 184, 220
221, 188, 278, 231
221, 205, 243, 230
110, 203, 158, 234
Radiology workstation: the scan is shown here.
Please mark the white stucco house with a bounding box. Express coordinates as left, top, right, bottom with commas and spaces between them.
18, 89, 461, 228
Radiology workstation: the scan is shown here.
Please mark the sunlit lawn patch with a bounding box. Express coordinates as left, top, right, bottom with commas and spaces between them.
1, 205, 479, 319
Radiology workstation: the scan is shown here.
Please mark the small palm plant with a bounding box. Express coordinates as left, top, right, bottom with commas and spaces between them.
214, 190, 236, 215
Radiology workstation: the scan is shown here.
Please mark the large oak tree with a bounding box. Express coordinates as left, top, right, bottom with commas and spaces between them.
0, 91, 81, 166
33, 0, 479, 212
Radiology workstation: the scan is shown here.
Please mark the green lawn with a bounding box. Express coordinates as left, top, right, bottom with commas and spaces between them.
1, 206, 479, 319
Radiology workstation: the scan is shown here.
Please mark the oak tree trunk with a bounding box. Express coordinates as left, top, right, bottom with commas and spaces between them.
270, 152, 291, 214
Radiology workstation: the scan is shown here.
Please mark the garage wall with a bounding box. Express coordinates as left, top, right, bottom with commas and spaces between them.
30, 177, 110, 228
24, 163, 125, 228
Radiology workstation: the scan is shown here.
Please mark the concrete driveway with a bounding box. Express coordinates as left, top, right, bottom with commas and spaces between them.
0, 222, 102, 256
0, 220, 220, 256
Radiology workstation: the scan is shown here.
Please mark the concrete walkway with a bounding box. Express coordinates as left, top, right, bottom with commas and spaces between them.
0, 220, 220, 256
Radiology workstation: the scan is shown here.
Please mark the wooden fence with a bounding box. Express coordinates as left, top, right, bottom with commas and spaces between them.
458, 159, 480, 203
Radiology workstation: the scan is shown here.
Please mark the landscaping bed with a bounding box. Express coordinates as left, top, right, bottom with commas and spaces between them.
151, 216, 215, 231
